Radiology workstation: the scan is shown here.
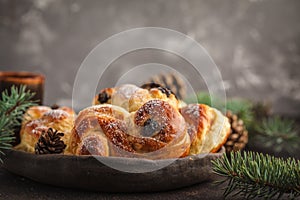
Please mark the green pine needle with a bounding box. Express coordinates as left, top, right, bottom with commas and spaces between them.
254, 116, 299, 154
226, 99, 254, 127
212, 151, 300, 199
0, 85, 36, 163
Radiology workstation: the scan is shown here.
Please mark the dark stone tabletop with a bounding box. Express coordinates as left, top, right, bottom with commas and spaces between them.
0, 166, 235, 200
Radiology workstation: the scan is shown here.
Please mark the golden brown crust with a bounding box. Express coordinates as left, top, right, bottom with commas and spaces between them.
71, 101, 190, 159
98, 116, 135, 154
128, 88, 152, 112
128, 87, 179, 112
204, 108, 231, 153
76, 134, 109, 156
21, 106, 52, 127
180, 104, 230, 154
131, 99, 190, 158
93, 88, 116, 105
148, 88, 179, 110
15, 106, 75, 153
90, 85, 188, 158
180, 104, 210, 154
93, 84, 180, 112
70, 105, 132, 156
134, 100, 181, 143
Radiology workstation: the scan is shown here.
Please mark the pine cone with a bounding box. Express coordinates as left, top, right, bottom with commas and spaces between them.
147, 73, 186, 100
141, 82, 175, 98
35, 128, 66, 154
50, 104, 60, 109
225, 110, 248, 152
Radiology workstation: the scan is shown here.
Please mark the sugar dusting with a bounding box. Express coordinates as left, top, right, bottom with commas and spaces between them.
111, 84, 142, 110
43, 109, 69, 120
182, 104, 200, 118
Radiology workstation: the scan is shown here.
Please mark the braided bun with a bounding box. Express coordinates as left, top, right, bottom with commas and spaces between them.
71, 99, 190, 159
70, 104, 132, 156
15, 106, 75, 153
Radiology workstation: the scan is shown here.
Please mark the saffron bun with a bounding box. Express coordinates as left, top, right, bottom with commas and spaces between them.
93, 84, 179, 112
21, 106, 52, 126
180, 104, 231, 154
15, 106, 75, 153
79, 83, 230, 157
69, 104, 131, 156
130, 99, 190, 158
70, 100, 190, 159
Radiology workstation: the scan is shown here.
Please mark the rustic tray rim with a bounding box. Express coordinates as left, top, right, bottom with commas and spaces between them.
1, 148, 224, 192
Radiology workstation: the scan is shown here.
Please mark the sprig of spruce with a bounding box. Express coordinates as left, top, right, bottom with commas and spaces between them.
226, 99, 254, 127
254, 116, 299, 154
212, 151, 300, 199
0, 85, 36, 162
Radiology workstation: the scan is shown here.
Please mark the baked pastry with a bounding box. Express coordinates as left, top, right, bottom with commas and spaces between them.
69, 104, 130, 156
93, 84, 179, 112
15, 106, 75, 153
112, 84, 150, 112
91, 84, 230, 157
180, 104, 231, 154
141, 82, 187, 109
70, 100, 190, 159
21, 106, 52, 127
92, 87, 115, 105
130, 99, 190, 159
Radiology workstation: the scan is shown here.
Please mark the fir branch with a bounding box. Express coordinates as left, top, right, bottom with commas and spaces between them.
225, 99, 254, 127
0, 85, 36, 162
212, 151, 300, 199
254, 116, 299, 154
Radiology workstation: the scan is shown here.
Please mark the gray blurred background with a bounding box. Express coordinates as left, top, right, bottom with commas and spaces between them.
0, 0, 299, 116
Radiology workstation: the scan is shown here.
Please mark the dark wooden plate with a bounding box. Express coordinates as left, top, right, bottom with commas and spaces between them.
1, 148, 224, 192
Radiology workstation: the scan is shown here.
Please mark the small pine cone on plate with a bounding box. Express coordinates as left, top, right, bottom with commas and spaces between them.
225, 110, 248, 152
35, 128, 66, 154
